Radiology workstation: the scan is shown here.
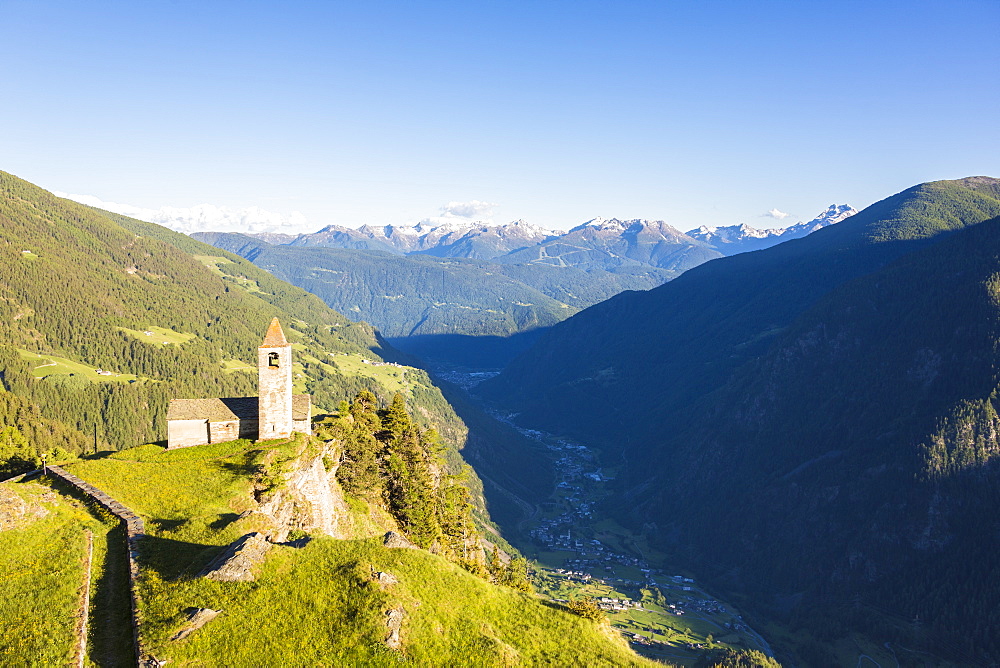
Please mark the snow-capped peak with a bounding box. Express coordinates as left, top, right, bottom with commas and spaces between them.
686, 204, 856, 253
571, 217, 635, 234
810, 204, 857, 225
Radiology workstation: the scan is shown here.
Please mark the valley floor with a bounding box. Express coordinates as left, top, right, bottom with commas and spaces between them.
441, 365, 971, 667
439, 367, 774, 666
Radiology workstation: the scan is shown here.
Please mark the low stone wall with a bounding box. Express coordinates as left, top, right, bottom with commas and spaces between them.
0, 468, 42, 484
46, 466, 150, 667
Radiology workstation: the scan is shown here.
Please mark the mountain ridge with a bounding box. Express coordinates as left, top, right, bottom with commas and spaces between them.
478, 176, 1000, 663
245, 205, 855, 264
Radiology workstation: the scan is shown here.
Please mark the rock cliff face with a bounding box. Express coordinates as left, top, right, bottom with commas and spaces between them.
256, 446, 351, 542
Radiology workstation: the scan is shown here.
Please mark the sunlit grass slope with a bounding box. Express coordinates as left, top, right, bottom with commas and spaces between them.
143, 537, 654, 667
66, 439, 278, 552
62, 440, 656, 667
0, 481, 105, 665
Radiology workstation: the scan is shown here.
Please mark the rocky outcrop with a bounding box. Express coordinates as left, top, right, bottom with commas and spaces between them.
170, 608, 221, 641
200, 532, 272, 582
256, 450, 350, 542
385, 607, 405, 650
383, 531, 419, 549
371, 568, 399, 588
0, 485, 53, 531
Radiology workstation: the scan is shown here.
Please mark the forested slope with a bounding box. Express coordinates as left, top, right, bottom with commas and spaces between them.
482, 177, 1000, 663
0, 172, 477, 489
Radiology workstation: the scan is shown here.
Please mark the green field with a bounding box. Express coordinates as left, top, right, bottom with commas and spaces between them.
192, 255, 264, 294
221, 358, 255, 372
138, 535, 655, 667
0, 480, 130, 666
118, 325, 195, 346
327, 352, 410, 396
17, 349, 139, 383
56, 437, 657, 666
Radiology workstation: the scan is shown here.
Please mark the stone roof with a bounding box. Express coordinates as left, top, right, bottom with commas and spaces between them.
260, 317, 289, 347
167, 397, 257, 421
167, 395, 310, 422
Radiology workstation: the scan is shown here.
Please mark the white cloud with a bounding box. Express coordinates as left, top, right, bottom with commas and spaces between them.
762, 208, 790, 220
411, 199, 499, 228
53, 192, 315, 235
440, 200, 498, 219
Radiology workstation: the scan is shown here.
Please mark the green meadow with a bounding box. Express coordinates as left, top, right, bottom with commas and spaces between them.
192, 254, 265, 294
17, 349, 139, 383
118, 325, 196, 346
140, 536, 654, 667
327, 352, 411, 396
0, 480, 128, 666
55, 437, 657, 666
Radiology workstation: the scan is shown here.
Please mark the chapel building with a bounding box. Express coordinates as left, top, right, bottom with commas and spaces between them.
165, 318, 311, 449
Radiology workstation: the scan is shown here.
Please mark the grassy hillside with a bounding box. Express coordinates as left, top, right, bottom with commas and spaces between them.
140, 536, 650, 667
481, 177, 1000, 663
0, 170, 548, 549
0, 479, 132, 666
0, 170, 464, 451
57, 437, 656, 667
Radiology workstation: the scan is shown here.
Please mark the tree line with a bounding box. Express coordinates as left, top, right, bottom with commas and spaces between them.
316, 391, 530, 591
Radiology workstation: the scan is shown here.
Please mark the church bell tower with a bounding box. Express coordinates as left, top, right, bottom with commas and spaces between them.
258, 318, 294, 439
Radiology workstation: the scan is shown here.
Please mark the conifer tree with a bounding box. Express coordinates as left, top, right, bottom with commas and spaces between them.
0, 425, 37, 476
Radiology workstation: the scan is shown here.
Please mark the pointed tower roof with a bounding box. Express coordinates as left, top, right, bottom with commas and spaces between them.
260, 317, 289, 347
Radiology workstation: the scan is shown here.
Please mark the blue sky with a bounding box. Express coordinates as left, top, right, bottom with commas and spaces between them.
2, 0, 998, 232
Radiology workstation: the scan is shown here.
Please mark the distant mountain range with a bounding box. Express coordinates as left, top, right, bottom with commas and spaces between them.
257, 205, 857, 264
195, 206, 855, 368
192, 232, 671, 367
688, 204, 857, 254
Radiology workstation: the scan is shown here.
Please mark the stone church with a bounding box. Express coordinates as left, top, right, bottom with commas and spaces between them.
165, 318, 311, 449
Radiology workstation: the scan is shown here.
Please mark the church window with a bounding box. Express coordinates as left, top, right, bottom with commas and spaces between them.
268, 352, 280, 367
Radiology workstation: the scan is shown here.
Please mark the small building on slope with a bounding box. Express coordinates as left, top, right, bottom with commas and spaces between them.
166, 318, 311, 449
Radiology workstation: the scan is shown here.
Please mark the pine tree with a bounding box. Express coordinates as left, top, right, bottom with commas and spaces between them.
0, 425, 38, 475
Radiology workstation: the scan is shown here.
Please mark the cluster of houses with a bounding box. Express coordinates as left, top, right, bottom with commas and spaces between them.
434, 368, 500, 390
596, 596, 642, 612
357, 357, 405, 369
552, 568, 592, 582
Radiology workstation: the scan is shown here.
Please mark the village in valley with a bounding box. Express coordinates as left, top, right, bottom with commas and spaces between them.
523, 433, 772, 663
442, 369, 775, 665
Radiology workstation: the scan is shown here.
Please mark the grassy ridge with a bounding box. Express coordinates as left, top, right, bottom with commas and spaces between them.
142, 536, 653, 667
59, 439, 655, 666
0, 481, 119, 666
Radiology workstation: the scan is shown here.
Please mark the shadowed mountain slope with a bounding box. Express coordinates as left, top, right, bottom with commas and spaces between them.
480, 177, 1000, 663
